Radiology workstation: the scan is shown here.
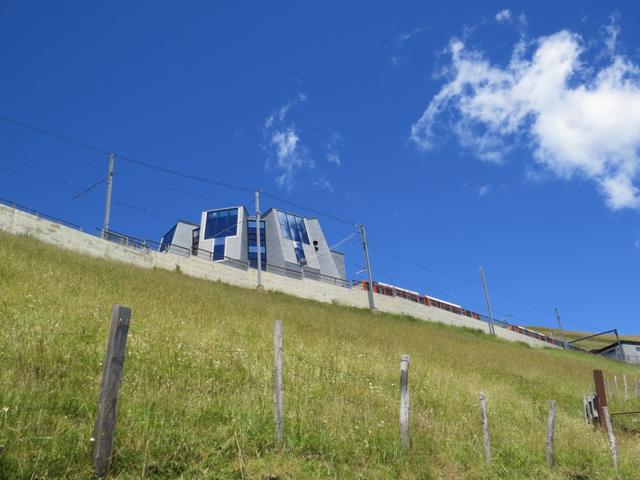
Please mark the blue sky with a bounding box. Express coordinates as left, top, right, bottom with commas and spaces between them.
1, 1, 639, 336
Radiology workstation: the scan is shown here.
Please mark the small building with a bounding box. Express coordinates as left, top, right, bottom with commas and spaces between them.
159, 205, 346, 283
159, 220, 199, 257
591, 340, 640, 365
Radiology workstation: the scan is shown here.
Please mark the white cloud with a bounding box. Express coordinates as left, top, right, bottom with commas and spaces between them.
270, 127, 309, 190
397, 26, 428, 46
411, 25, 640, 210
263, 94, 332, 192
478, 185, 492, 196
495, 9, 512, 23
603, 12, 620, 54
326, 131, 342, 166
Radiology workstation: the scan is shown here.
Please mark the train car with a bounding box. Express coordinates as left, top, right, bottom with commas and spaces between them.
424, 295, 463, 315
358, 281, 565, 349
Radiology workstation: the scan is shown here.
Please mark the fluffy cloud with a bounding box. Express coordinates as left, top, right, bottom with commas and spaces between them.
411, 24, 640, 210
263, 95, 334, 192
270, 127, 310, 190
495, 9, 512, 23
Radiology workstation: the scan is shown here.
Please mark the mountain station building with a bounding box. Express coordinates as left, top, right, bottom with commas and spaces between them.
159, 206, 346, 283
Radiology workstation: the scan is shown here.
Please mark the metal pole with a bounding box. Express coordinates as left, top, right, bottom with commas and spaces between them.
554, 307, 568, 349
359, 224, 375, 311
614, 329, 624, 361
255, 190, 263, 289
102, 153, 115, 239
479, 267, 496, 336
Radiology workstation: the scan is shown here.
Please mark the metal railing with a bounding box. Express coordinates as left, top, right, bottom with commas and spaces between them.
101, 228, 351, 288
0, 196, 83, 231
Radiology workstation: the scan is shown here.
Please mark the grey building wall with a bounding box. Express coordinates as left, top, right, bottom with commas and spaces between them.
599, 343, 640, 364
262, 209, 345, 280
263, 209, 285, 271
161, 221, 197, 257
306, 218, 341, 279
331, 251, 346, 280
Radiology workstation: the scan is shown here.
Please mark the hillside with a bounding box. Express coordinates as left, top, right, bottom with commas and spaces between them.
1, 230, 639, 479
526, 326, 640, 351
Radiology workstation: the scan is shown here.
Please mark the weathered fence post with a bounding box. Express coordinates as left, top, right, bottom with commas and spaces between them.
603, 406, 619, 478
583, 395, 591, 424
593, 370, 608, 430
399, 354, 410, 449
613, 375, 618, 397
479, 392, 491, 464
546, 400, 557, 467
635, 377, 639, 399
93, 305, 132, 478
273, 320, 284, 446
623, 374, 628, 400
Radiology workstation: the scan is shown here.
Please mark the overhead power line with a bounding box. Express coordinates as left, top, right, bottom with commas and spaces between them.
0, 115, 110, 156
1, 166, 176, 222
370, 246, 479, 286
262, 191, 356, 226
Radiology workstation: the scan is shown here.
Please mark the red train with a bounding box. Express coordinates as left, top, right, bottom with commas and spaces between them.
359, 281, 569, 349
360, 281, 481, 320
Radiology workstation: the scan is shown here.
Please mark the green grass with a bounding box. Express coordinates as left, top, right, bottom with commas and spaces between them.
525, 327, 640, 351
1, 231, 639, 479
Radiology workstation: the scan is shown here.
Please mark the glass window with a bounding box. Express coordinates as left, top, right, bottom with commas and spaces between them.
278, 211, 291, 240
247, 219, 267, 270
213, 242, 225, 260
278, 211, 309, 245
204, 208, 238, 239
293, 241, 306, 263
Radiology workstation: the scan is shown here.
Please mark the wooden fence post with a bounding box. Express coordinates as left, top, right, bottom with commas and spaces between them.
546, 400, 557, 467
603, 406, 619, 478
593, 370, 608, 431
623, 374, 628, 401
273, 320, 284, 446
399, 354, 410, 449
635, 377, 639, 400
613, 375, 618, 397
479, 392, 491, 464
93, 305, 132, 478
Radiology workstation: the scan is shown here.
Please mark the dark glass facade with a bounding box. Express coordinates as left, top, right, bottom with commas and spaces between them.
159, 225, 176, 252
278, 211, 309, 244
213, 242, 225, 260
293, 240, 306, 264
204, 208, 238, 239
247, 219, 266, 270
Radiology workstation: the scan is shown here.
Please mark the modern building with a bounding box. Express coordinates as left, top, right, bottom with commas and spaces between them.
159, 205, 346, 283
591, 340, 640, 365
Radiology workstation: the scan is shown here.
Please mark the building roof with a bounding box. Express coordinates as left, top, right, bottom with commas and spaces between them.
591, 340, 640, 354
176, 219, 199, 227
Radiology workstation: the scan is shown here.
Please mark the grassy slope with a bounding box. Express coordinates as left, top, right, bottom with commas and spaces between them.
0, 231, 639, 480
525, 327, 640, 351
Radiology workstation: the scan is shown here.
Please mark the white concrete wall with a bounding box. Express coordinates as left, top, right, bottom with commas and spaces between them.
0, 204, 556, 348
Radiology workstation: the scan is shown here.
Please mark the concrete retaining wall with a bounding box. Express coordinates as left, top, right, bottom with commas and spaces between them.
0, 204, 555, 348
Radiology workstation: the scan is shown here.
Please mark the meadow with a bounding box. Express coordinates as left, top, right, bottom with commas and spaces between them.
1, 231, 639, 479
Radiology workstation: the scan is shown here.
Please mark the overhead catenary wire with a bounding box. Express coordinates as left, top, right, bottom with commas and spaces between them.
1, 166, 177, 222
